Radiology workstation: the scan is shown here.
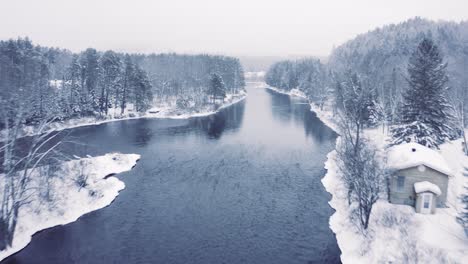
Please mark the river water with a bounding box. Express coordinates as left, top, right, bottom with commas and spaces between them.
3, 84, 341, 264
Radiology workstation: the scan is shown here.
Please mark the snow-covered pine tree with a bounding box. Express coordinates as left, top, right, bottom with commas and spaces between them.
121, 54, 135, 115
208, 73, 226, 104
342, 72, 381, 127
391, 38, 456, 148
460, 188, 468, 236
132, 65, 153, 112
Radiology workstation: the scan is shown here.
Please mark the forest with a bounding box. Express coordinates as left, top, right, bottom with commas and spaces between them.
266, 18, 468, 132
265, 17, 468, 235
0, 38, 246, 251
0, 38, 245, 129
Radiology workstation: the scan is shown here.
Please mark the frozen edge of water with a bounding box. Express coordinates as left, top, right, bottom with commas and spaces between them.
0, 153, 140, 262
2, 92, 247, 139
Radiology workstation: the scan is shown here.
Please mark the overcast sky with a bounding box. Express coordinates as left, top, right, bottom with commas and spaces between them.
1, 0, 467, 56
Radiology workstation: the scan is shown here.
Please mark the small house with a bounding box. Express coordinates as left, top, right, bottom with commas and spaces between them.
387, 142, 452, 214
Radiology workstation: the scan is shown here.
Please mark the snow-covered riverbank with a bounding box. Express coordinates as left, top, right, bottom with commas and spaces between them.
267, 86, 468, 263
317, 110, 468, 263
146, 91, 247, 119
321, 129, 468, 263
3, 91, 247, 139
0, 153, 140, 262
265, 86, 308, 99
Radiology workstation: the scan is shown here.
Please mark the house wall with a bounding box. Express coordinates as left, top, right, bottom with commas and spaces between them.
389, 166, 448, 207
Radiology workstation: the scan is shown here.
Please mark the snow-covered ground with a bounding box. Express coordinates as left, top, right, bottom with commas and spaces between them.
265, 86, 308, 100
2, 91, 247, 138
0, 153, 140, 262
146, 90, 247, 119
267, 85, 468, 263
316, 107, 468, 263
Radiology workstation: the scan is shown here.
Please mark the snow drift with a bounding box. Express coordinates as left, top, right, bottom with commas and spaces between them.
0, 153, 140, 262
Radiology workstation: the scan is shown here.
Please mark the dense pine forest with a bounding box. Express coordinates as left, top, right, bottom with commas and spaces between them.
265, 18, 468, 239
0, 38, 245, 129
266, 18, 468, 131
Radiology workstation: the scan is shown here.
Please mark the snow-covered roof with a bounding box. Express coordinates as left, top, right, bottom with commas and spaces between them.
414, 181, 442, 196
387, 142, 453, 176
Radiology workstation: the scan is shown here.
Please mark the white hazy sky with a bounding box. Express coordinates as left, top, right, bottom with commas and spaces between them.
1, 0, 467, 56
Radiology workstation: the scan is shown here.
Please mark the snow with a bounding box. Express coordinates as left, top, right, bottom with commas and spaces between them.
49, 79, 64, 89
309, 102, 340, 132
0, 153, 140, 262
146, 90, 247, 119
305, 95, 468, 263
244, 71, 265, 78
387, 142, 453, 176
265, 86, 308, 99
321, 128, 468, 263
1, 91, 247, 138
414, 181, 442, 196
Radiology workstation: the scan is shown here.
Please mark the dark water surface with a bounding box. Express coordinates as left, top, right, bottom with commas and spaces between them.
3, 84, 341, 264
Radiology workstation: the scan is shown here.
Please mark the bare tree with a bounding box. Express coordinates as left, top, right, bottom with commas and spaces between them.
340, 72, 380, 153
337, 136, 385, 230
0, 102, 64, 250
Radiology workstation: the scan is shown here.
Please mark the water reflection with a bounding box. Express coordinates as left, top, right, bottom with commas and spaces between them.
190, 100, 246, 139
266, 89, 336, 144
2, 85, 340, 264
303, 111, 336, 142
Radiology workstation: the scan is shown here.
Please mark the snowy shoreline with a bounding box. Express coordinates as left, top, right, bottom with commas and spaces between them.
4, 91, 247, 139
0, 153, 140, 262
315, 103, 468, 262
319, 118, 468, 263
267, 85, 468, 263
265, 86, 308, 99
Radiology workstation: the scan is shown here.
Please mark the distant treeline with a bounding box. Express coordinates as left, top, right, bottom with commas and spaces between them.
266, 18, 468, 128
265, 18, 468, 233
0, 38, 245, 127
265, 58, 331, 108
133, 53, 245, 100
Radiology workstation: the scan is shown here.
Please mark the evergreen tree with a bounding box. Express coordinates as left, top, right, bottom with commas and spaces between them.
208, 73, 226, 104
99, 50, 122, 115
121, 54, 135, 114
342, 72, 381, 127
460, 188, 468, 236
0, 38, 244, 127
133, 65, 153, 112
391, 38, 456, 148
333, 79, 345, 115
67, 54, 83, 115
80, 48, 100, 112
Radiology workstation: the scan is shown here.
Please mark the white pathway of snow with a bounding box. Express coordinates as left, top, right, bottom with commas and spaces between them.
0, 153, 140, 262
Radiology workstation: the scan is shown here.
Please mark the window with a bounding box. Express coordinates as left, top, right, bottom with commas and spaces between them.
397, 176, 405, 191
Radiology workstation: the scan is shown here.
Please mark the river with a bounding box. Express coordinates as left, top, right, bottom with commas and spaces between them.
3, 83, 341, 264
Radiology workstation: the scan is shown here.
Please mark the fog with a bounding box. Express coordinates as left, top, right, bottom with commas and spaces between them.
1, 0, 467, 56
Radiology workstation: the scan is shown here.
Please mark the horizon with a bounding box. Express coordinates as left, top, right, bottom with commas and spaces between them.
3, 16, 465, 59
1, 1, 468, 263
1, 0, 468, 57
